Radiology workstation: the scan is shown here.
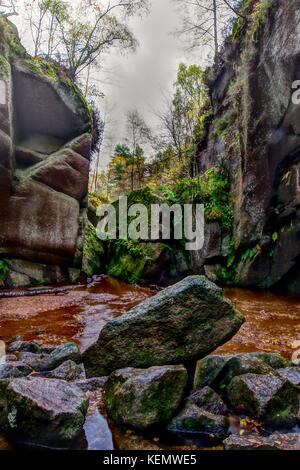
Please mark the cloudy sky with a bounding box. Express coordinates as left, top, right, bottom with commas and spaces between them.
94, 0, 206, 169
14, 0, 208, 170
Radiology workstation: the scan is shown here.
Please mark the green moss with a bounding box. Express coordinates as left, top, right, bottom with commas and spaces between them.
0, 54, 10, 78
107, 240, 158, 284
214, 108, 237, 140
82, 223, 105, 277
0, 17, 26, 58
0, 259, 9, 283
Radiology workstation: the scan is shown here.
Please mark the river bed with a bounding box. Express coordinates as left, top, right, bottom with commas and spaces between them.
0, 276, 300, 450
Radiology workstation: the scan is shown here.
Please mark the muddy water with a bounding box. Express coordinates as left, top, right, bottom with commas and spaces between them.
0, 276, 156, 352
0, 277, 300, 450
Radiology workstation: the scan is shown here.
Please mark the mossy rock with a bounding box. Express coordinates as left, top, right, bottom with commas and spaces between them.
228, 373, 299, 429
106, 241, 172, 284
104, 365, 188, 430
167, 403, 229, 439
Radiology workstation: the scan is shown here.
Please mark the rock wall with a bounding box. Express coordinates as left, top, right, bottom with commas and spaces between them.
0, 18, 93, 288
196, 0, 300, 294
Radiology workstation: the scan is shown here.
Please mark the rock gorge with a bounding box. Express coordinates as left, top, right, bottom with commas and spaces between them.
196, 0, 300, 293
0, 17, 93, 288
91, 0, 300, 294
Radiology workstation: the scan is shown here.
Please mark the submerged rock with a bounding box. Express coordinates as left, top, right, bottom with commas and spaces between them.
227, 373, 299, 429
83, 276, 244, 377
0, 377, 89, 445
186, 387, 228, 415
168, 403, 229, 439
104, 365, 188, 430
224, 433, 300, 451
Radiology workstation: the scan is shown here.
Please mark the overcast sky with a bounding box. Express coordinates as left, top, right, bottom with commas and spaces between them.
14, 0, 207, 170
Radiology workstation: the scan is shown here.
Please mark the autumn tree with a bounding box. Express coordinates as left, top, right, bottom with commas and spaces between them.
24, 0, 150, 80
126, 109, 151, 191
157, 63, 209, 176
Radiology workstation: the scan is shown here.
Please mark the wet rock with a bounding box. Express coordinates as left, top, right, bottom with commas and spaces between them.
7, 340, 41, 354
216, 355, 276, 388
84, 276, 244, 377
0, 377, 89, 445
194, 355, 232, 389
250, 353, 288, 370
18, 352, 47, 372
193, 353, 287, 389
187, 387, 228, 415
224, 433, 300, 451
74, 377, 108, 392
4, 355, 18, 362
228, 373, 299, 429
168, 403, 229, 439
0, 362, 32, 379
47, 343, 81, 368
19, 343, 81, 372
40, 361, 84, 381
104, 365, 188, 430
277, 367, 300, 386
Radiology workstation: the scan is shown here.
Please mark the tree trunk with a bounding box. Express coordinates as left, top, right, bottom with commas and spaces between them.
213, 0, 218, 67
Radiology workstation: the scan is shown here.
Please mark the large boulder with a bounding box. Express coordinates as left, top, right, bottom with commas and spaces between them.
83, 276, 244, 377
0, 377, 89, 445
227, 373, 299, 429
104, 365, 188, 430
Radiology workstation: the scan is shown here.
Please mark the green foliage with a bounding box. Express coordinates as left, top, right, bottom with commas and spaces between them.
83, 223, 105, 277
214, 108, 237, 140
170, 168, 233, 232
106, 240, 160, 285
241, 246, 259, 263
0, 259, 9, 282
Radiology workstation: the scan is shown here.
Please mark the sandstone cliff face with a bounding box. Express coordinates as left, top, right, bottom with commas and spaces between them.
197, 0, 300, 294
0, 18, 93, 287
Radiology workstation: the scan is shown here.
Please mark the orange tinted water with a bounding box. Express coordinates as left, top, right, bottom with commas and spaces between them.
0, 278, 300, 450
0, 275, 156, 352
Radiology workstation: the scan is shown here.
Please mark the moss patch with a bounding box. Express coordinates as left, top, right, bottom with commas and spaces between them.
82, 223, 105, 277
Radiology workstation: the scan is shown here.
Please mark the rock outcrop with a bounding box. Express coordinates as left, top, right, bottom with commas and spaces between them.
195, 0, 300, 293
83, 276, 245, 377
0, 18, 93, 288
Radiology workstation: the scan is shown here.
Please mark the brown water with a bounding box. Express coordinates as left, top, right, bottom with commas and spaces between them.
0, 277, 300, 450
0, 275, 156, 352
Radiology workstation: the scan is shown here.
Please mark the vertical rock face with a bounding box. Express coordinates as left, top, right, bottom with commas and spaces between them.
0, 18, 93, 287
197, 0, 300, 293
